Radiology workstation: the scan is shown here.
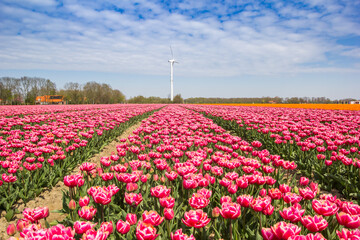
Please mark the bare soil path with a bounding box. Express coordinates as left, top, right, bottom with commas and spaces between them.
0, 121, 143, 240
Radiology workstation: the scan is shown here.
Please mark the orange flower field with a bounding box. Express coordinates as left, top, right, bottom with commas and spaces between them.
201, 104, 360, 111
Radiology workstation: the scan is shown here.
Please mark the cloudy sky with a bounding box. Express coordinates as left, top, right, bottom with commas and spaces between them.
1, 0, 359, 99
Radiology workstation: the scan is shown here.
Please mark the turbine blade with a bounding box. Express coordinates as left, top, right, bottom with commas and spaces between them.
170, 45, 174, 59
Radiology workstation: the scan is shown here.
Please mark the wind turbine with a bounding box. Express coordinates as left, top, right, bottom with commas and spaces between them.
168, 46, 178, 101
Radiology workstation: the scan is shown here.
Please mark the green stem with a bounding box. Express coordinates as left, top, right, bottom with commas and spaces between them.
166, 220, 171, 238
259, 212, 263, 232
229, 219, 233, 240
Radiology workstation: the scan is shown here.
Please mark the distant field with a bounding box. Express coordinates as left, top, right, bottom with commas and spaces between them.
201, 103, 360, 110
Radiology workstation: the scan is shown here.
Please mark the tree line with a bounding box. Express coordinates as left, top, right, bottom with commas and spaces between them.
185, 96, 357, 104
0, 76, 356, 105
127, 94, 183, 104
0, 77, 125, 104
0, 77, 56, 104
59, 82, 125, 104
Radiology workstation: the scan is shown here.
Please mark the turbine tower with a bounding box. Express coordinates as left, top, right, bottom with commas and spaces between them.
168, 46, 178, 101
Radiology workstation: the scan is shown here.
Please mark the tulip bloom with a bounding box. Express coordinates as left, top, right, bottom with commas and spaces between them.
126, 213, 138, 225
299, 187, 316, 200
125, 192, 143, 207
188, 193, 210, 209
136, 221, 159, 240
74, 221, 96, 234
46, 224, 75, 240
299, 177, 309, 186
16, 219, 30, 232
159, 196, 175, 208
7, 224, 16, 236
79, 196, 90, 207
235, 177, 249, 189
64, 174, 83, 188
279, 184, 291, 193
23, 207, 49, 223
283, 192, 303, 205
171, 229, 196, 240
164, 208, 175, 220
78, 206, 97, 221
100, 221, 113, 234
288, 233, 326, 240
336, 212, 360, 229
116, 219, 130, 234
197, 188, 212, 199
220, 195, 232, 204
341, 202, 360, 215
182, 209, 211, 229
237, 195, 253, 208
336, 228, 360, 239
251, 196, 271, 212
271, 221, 301, 240
92, 188, 112, 205
142, 210, 164, 226
150, 185, 171, 198
220, 202, 241, 219
268, 188, 282, 200
312, 199, 339, 216
301, 215, 328, 232
165, 171, 178, 181
279, 204, 305, 223
68, 199, 76, 210
261, 228, 277, 240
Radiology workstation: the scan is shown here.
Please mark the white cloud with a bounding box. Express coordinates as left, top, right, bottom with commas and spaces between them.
0, 0, 359, 80
341, 48, 360, 58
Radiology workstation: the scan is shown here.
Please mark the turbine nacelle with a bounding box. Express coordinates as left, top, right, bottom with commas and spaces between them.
168, 59, 178, 64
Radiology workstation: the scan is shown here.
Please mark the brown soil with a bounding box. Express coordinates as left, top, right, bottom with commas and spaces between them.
0, 122, 143, 240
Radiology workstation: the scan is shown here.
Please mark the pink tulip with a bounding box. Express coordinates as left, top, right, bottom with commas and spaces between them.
150, 185, 171, 198
92, 188, 112, 205
171, 229, 196, 240
100, 221, 113, 234
336, 212, 360, 229
312, 199, 339, 216
159, 196, 175, 208
69, 199, 76, 210
164, 208, 174, 220
79, 196, 90, 207
182, 209, 211, 229
336, 228, 360, 240
7, 224, 16, 236
301, 215, 328, 232
212, 207, 221, 218
280, 204, 305, 223
261, 228, 277, 240
74, 221, 97, 234
116, 219, 130, 234
136, 221, 159, 240
220, 202, 241, 219
126, 213, 138, 225
237, 195, 253, 208
188, 193, 210, 209
271, 221, 301, 240
125, 192, 143, 207
78, 206, 97, 221
142, 210, 164, 226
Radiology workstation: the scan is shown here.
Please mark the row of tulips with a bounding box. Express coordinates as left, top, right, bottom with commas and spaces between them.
6, 105, 360, 240
186, 104, 360, 201
0, 104, 136, 117
0, 104, 162, 217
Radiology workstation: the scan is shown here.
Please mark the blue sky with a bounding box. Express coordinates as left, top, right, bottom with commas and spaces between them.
0, 0, 359, 99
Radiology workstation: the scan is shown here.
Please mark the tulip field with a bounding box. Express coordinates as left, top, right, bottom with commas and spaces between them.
1, 104, 360, 240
